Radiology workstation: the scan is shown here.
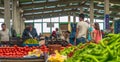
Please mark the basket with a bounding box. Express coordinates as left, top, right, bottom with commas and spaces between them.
48, 44, 62, 54
22, 44, 39, 47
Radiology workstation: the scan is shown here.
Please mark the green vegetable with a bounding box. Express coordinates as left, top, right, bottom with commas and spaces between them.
61, 34, 120, 62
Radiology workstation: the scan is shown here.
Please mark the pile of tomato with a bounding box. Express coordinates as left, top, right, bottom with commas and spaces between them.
0, 45, 48, 58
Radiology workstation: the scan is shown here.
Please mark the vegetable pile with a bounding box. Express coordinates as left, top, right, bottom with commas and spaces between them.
60, 34, 120, 62
24, 39, 39, 44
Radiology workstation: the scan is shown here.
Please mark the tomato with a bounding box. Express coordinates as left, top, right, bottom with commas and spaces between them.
60, 47, 65, 50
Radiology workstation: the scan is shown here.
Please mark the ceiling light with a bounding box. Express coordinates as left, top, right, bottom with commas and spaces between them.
110, 11, 112, 14
98, 2, 102, 4
110, 3, 114, 6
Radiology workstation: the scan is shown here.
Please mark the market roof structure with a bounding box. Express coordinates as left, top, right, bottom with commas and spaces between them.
0, 0, 120, 20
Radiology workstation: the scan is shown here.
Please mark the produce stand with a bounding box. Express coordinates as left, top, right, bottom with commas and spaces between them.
22, 44, 39, 47
0, 45, 48, 62
0, 57, 45, 62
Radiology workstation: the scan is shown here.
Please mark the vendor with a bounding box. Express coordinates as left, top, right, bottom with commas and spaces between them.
51, 28, 60, 39
22, 24, 38, 41
0, 23, 10, 46
64, 31, 70, 42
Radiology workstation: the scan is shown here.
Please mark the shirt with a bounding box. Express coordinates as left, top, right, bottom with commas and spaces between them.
93, 30, 102, 43
0, 29, 9, 41
77, 21, 89, 38
22, 28, 38, 40
87, 27, 93, 41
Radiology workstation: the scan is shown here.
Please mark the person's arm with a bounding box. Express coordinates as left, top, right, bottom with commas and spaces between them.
92, 31, 96, 42
34, 28, 38, 39
86, 29, 88, 39
22, 29, 28, 40
91, 31, 94, 41
75, 28, 79, 39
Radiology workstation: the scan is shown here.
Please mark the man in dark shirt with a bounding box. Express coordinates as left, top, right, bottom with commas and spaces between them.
22, 24, 38, 41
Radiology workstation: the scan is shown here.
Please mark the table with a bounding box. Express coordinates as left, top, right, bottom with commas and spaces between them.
0, 57, 45, 62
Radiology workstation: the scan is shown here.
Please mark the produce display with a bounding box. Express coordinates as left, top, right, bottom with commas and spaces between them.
24, 39, 39, 44
0, 45, 48, 58
48, 50, 67, 62
26, 49, 43, 57
60, 34, 120, 62
46, 40, 70, 47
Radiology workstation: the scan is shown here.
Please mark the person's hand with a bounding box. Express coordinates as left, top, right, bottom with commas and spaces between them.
34, 37, 37, 40
74, 38, 76, 46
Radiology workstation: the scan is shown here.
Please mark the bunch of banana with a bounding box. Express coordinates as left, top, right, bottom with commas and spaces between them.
24, 39, 39, 44
28, 49, 43, 57
48, 50, 67, 62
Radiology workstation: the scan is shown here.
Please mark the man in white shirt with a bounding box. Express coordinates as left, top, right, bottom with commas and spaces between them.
0, 23, 10, 46
75, 14, 89, 45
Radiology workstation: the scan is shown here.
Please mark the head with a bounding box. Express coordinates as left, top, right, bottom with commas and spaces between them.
1, 23, 6, 30
56, 28, 58, 31
79, 13, 85, 21
93, 22, 100, 30
28, 24, 33, 28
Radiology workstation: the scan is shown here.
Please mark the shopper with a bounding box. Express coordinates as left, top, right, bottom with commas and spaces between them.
69, 23, 76, 45
10, 25, 17, 37
22, 24, 38, 41
92, 22, 102, 44
0, 23, 10, 46
51, 28, 60, 39
85, 20, 93, 42
75, 14, 89, 45
64, 31, 70, 42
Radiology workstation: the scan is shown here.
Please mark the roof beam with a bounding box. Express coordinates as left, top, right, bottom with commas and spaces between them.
94, 0, 120, 4
23, 4, 120, 14
24, 10, 120, 20
23, 5, 80, 14
20, 0, 82, 9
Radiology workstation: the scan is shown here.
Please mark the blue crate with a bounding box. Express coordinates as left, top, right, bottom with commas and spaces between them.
23, 44, 39, 47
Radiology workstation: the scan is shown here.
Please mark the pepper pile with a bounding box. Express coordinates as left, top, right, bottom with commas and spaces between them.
24, 39, 39, 44
60, 34, 120, 62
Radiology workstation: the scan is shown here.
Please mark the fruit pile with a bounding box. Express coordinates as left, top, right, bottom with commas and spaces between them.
24, 39, 39, 44
47, 40, 70, 47
48, 50, 67, 62
61, 34, 120, 62
0, 45, 48, 58
27, 49, 43, 57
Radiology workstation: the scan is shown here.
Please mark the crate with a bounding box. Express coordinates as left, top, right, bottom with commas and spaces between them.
48, 44, 62, 54
22, 44, 39, 47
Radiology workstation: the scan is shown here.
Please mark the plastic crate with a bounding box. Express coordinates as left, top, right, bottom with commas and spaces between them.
22, 44, 39, 47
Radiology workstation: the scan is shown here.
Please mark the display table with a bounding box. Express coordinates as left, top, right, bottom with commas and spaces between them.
0, 57, 45, 62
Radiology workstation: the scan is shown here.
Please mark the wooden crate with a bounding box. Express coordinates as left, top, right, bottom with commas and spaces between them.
48, 44, 62, 54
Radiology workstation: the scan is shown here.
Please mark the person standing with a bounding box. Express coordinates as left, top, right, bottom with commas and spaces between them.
75, 14, 89, 45
85, 20, 93, 42
69, 22, 76, 45
0, 23, 10, 46
92, 22, 102, 44
22, 24, 38, 41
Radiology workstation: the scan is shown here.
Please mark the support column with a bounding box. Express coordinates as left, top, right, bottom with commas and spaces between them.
68, 15, 71, 32
20, 17, 25, 35
73, 13, 76, 23
104, 0, 110, 30
90, 0, 94, 24
4, 0, 10, 29
12, 0, 21, 34
68, 15, 70, 22
80, 6, 83, 14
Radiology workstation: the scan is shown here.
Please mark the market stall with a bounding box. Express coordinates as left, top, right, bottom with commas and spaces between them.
0, 45, 48, 62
